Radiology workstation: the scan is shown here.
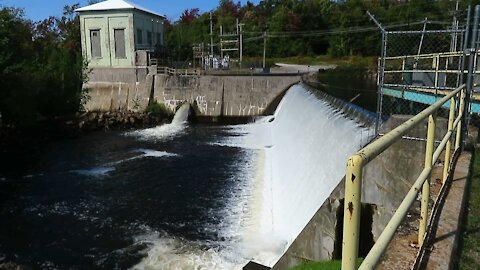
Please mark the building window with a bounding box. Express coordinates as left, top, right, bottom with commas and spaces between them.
114, 29, 126, 58
136, 29, 143, 44
156, 33, 161, 45
147, 31, 152, 46
90, 29, 101, 58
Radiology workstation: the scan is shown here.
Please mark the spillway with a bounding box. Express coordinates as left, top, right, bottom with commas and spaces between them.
235, 83, 375, 266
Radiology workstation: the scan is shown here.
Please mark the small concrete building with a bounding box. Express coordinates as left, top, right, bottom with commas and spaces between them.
75, 0, 165, 68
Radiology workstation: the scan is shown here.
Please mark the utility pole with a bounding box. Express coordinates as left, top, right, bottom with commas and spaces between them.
239, 23, 244, 68
220, 25, 223, 59
210, 12, 214, 56
263, 31, 267, 69
219, 22, 240, 66
450, 0, 460, 52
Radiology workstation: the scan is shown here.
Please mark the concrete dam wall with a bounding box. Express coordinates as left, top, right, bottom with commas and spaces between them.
83, 70, 301, 118
153, 74, 301, 118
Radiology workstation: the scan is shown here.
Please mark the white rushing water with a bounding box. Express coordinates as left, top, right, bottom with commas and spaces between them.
233, 84, 375, 266
131, 85, 375, 269
72, 149, 178, 177
127, 103, 191, 141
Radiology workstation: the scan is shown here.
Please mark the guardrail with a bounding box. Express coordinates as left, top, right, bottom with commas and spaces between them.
341, 84, 466, 270
156, 66, 201, 76
381, 51, 465, 91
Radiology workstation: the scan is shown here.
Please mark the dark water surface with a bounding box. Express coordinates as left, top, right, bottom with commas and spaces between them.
0, 124, 251, 269
317, 71, 378, 112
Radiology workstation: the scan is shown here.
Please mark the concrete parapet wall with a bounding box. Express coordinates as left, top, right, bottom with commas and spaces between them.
153, 74, 301, 116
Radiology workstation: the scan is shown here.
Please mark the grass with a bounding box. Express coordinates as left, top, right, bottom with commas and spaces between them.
458, 148, 480, 269
289, 259, 363, 270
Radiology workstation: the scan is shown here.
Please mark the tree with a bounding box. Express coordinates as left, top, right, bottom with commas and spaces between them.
0, 5, 87, 126
160, 0, 474, 61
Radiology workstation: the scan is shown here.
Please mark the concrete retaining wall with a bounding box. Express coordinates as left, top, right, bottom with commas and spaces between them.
153, 74, 301, 117
84, 70, 301, 117
84, 67, 151, 111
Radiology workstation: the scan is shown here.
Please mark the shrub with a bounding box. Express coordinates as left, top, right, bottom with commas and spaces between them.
145, 101, 171, 117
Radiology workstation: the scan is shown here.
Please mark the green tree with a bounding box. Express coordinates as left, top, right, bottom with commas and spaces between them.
0, 5, 87, 126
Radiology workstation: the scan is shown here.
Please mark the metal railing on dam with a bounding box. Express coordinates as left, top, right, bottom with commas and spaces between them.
341, 84, 466, 270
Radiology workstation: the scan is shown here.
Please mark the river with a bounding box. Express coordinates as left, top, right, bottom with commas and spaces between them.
0, 83, 375, 269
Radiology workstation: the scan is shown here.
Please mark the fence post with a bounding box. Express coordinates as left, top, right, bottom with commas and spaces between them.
443, 96, 456, 184
342, 155, 364, 270
455, 89, 466, 151
419, 112, 436, 245
462, 5, 480, 150
434, 55, 440, 92
367, 11, 386, 136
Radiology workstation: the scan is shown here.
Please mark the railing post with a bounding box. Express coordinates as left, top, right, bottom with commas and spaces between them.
443, 96, 456, 184
342, 155, 364, 270
419, 112, 436, 245
434, 55, 440, 91
455, 89, 466, 151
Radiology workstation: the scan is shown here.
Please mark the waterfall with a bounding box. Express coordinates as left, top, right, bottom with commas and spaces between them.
172, 103, 191, 124
126, 103, 190, 140
239, 84, 375, 266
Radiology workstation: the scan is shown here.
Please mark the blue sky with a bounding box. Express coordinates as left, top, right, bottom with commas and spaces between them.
0, 0, 260, 22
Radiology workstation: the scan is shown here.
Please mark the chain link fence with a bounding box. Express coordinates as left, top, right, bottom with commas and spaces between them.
378, 29, 466, 123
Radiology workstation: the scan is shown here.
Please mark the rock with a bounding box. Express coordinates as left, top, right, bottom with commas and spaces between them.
0, 261, 32, 270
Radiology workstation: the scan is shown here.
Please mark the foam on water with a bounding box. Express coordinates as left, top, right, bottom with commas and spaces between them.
126, 103, 191, 141
131, 233, 243, 270
132, 149, 257, 270
72, 149, 178, 177
73, 166, 116, 177
126, 123, 187, 141
135, 149, 179, 158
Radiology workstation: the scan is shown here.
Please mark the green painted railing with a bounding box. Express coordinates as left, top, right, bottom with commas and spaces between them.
341, 84, 466, 270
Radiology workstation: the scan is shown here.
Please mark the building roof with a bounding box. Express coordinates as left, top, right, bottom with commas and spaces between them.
75, 0, 165, 18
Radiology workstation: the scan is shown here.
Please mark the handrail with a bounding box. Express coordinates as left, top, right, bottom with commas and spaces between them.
341, 84, 466, 270
381, 50, 465, 91
156, 66, 201, 76
384, 51, 464, 60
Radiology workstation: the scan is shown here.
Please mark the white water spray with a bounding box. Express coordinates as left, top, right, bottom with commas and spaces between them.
127, 103, 191, 141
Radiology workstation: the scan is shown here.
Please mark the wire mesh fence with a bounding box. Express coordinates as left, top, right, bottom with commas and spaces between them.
378, 29, 467, 122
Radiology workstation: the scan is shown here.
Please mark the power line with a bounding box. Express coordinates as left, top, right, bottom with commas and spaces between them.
241, 20, 454, 38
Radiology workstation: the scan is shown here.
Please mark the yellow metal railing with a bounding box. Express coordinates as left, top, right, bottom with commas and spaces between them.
382, 51, 466, 91
341, 84, 466, 270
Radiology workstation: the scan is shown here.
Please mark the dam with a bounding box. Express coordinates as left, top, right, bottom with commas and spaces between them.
0, 83, 377, 269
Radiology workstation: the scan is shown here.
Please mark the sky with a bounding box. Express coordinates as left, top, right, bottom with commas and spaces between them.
0, 0, 260, 22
